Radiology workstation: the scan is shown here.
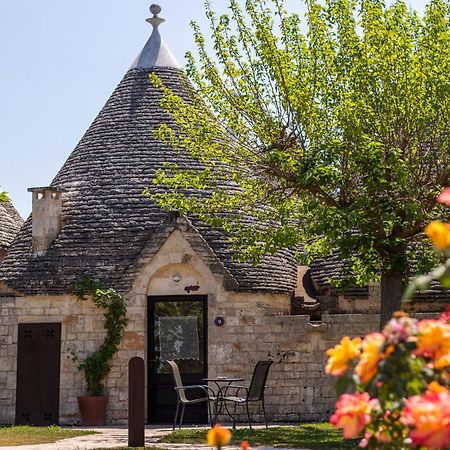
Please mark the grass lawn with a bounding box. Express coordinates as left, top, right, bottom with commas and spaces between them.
0, 425, 96, 447
162, 423, 359, 449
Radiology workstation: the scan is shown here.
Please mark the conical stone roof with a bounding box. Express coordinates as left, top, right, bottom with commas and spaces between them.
0, 201, 23, 251
0, 7, 297, 296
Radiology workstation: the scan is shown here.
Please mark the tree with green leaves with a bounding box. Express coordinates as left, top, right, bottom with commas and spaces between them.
0, 191, 8, 203
150, 0, 450, 327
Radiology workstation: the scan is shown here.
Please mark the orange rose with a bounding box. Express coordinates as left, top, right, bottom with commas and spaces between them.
326, 336, 361, 376
425, 221, 450, 250
207, 424, 232, 448
400, 389, 450, 449
427, 382, 448, 394
435, 353, 450, 370
415, 319, 450, 362
355, 333, 385, 384
330, 392, 379, 439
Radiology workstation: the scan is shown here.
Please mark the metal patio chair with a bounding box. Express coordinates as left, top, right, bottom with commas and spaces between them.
218, 360, 273, 429
167, 360, 215, 429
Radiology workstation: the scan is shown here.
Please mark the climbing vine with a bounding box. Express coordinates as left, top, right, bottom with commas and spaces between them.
72, 275, 128, 396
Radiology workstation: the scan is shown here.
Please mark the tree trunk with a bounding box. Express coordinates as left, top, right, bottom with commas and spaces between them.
379, 267, 405, 329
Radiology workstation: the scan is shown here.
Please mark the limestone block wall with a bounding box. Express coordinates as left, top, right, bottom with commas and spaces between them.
207, 302, 380, 422
0, 297, 17, 422
0, 294, 145, 425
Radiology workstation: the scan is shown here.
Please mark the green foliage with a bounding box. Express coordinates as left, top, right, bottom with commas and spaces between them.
149, 0, 450, 321
72, 275, 128, 396
0, 191, 9, 203
404, 255, 450, 300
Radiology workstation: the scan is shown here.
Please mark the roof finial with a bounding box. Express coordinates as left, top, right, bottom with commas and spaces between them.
147, 4, 165, 28
131, 3, 180, 69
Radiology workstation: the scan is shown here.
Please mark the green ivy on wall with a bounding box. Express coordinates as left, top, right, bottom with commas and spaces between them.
72, 275, 128, 396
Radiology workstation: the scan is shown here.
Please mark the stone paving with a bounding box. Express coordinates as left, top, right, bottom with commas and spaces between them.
0, 425, 302, 450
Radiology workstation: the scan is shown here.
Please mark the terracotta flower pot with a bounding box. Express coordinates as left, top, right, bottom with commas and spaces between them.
77, 395, 108, 426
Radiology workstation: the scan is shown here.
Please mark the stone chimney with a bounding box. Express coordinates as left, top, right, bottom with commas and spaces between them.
28, 187, 63, 255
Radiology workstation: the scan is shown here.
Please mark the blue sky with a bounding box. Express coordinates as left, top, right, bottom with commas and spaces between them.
1, 1, 429, 218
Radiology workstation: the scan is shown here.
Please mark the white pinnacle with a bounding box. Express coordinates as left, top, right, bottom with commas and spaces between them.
131, 4, 180, 69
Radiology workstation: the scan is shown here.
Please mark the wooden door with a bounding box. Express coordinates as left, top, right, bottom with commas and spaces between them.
16, 323, 61, 425
148, 296, 207, 424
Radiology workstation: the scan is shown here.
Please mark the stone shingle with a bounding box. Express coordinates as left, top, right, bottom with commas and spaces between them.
0, 202, 23, 251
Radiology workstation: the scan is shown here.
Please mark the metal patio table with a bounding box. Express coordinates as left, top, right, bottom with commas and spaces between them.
203, 376, 244, 425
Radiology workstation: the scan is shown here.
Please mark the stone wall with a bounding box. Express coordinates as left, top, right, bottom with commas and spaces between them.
0, 296, 17, 422
208, 310, 380, 422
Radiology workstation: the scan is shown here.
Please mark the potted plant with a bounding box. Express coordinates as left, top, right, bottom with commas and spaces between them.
72, 277, 128, 426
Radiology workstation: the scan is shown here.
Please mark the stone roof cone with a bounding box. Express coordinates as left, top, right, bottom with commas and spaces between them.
0, 6, 296, 295
0, 201, 23, 254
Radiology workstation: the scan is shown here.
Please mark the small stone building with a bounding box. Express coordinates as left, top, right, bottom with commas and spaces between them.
0, 201, 23, 263
0, 6, 447, 426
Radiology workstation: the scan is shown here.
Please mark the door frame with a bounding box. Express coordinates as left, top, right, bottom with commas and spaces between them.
147, 295, 208, 423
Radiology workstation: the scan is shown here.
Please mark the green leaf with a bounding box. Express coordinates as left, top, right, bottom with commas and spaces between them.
335, 375, 353, 396
440, 276, 450, 288
72, 277, 128, 396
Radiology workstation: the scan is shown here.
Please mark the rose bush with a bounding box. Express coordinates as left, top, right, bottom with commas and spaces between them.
327, 188, 450, 449
327, 311, 450, 449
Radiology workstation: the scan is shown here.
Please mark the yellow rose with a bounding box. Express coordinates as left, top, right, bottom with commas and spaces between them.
355, 333, 385, 384
425, 221, 450, 250
207, 424, 232, 448
326, 336, 361, 376
415, 319, 450, 361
